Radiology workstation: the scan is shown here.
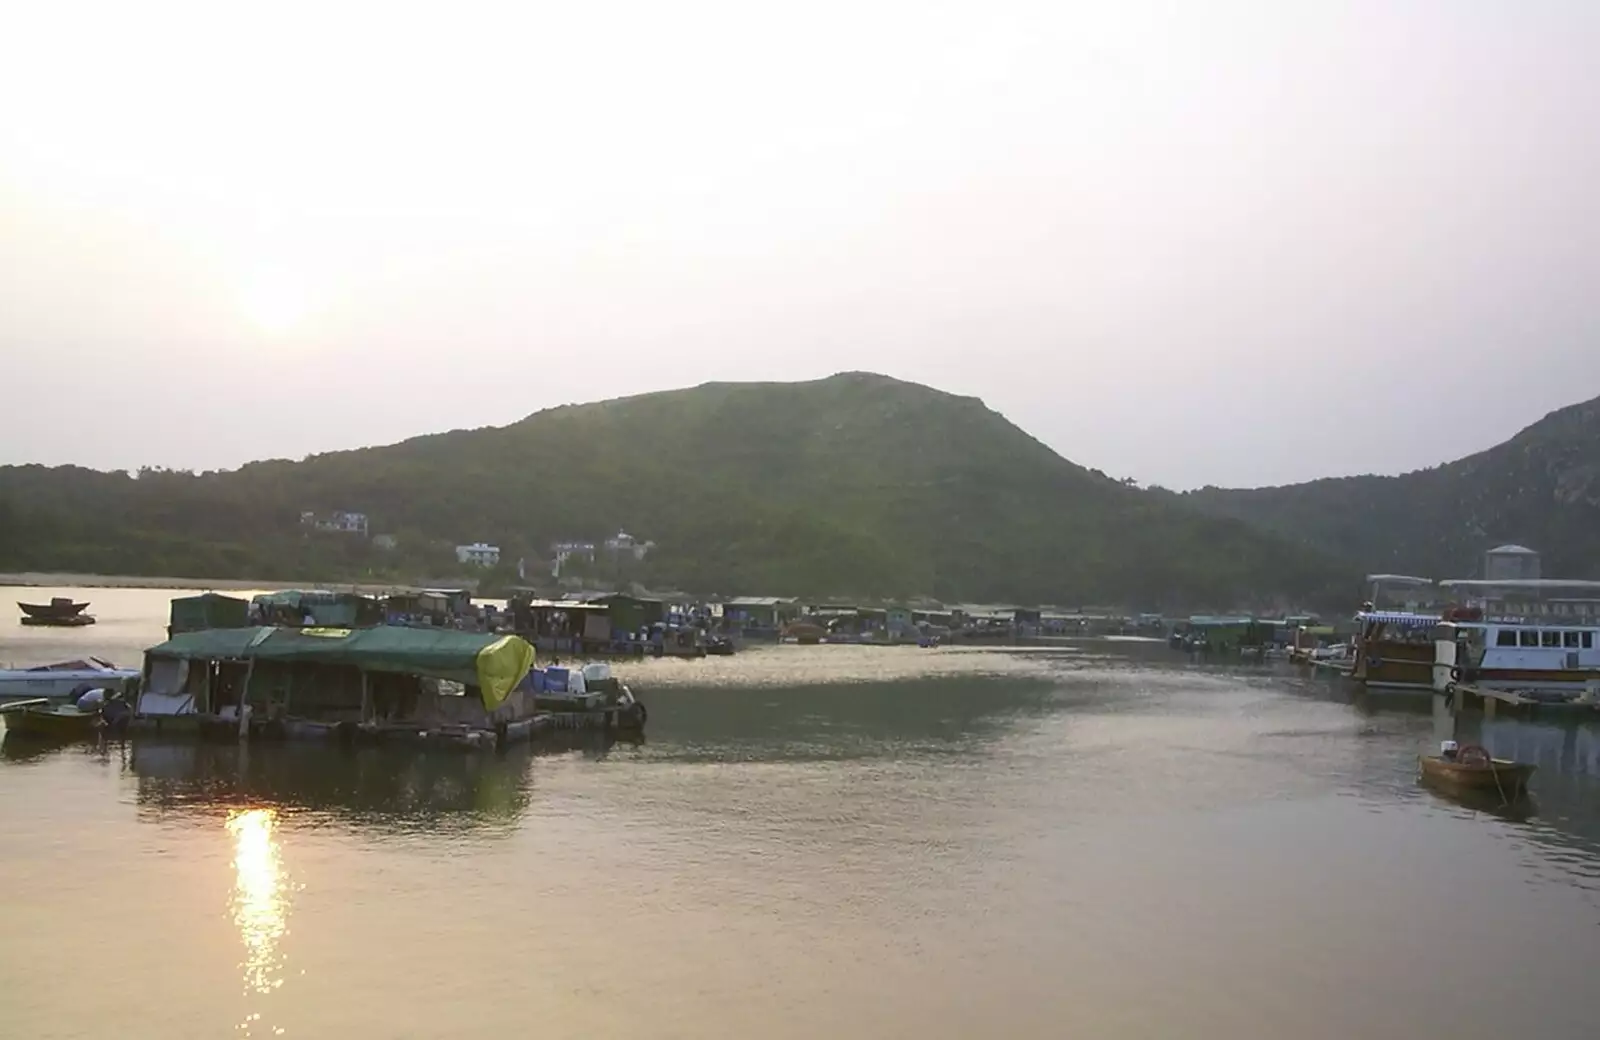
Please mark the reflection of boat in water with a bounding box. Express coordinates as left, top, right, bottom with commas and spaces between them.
0, 658, 142, 703
1420, 743, 1536, 798
17, 598, 96, 627
125, 737, 634, 831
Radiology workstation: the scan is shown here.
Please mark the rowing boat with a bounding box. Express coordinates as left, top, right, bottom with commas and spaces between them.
0, 699, 103, 740
1418, 745, 1535, 798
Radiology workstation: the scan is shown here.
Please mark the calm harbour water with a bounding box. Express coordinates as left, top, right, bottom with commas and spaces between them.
4, 587, 1600, 1039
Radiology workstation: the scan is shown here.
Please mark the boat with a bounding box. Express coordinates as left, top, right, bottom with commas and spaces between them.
782, 621, 827, 645
1418, 743, 1536, 798
0, 658, 142, 702
1432, 616, 1600, 700
17, 597, 95, 627
0, 698, 104, 740
1350, 610, 1441, 691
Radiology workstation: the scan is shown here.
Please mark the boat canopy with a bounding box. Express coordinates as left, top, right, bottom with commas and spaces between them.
1440, 578, 1600, 590
1356, 611, 1441, 628
144, 626, 535, 710
1364, 574, 1435, 587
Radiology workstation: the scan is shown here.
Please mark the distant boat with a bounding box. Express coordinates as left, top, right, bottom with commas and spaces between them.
17, 598, 95, 627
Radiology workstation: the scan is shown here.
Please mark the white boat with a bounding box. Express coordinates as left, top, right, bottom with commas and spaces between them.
0, 658, 141, 702
1434, 617, 1600, 699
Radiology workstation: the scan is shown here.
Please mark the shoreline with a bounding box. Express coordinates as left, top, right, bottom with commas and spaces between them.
0, 572, 466, 596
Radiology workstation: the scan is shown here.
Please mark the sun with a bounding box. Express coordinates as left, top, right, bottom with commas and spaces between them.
237, 270, 312, 335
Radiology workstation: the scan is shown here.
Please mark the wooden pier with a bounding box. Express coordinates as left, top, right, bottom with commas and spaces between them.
1445, 682, 1600, 717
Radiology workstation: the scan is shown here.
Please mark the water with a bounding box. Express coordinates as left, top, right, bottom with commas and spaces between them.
4, 586, 1600, 1039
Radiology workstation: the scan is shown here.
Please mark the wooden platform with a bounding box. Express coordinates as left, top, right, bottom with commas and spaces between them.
1446, 682, 1600, 716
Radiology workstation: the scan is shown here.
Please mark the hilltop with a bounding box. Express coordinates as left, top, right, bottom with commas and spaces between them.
0, 373, 1354, 608
1183, 393, 1600, 579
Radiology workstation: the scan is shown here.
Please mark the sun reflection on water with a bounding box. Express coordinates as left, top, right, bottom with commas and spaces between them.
227, 808, 290, 1034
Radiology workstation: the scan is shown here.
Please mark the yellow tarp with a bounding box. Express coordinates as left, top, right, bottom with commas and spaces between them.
475, 635, 537, 711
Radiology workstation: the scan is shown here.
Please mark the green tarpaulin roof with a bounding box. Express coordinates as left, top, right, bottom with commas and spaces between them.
145, 625, 532, 691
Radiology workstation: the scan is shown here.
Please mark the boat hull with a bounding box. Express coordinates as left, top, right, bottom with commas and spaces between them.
19, 615, 96, 627
0, 706, 102, 740
1418, 755, 1535, 796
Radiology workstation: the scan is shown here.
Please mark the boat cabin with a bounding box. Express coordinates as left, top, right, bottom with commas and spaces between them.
1434, 620, 1600, 694
1351, 611, 1441, 691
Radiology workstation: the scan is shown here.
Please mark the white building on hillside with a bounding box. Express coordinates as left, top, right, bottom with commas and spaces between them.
301, 510, 369, 535
604, 530, 655, 560
455, 543, 501, 567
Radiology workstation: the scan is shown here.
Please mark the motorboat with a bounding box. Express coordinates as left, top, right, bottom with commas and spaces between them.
0, 658, 141, 702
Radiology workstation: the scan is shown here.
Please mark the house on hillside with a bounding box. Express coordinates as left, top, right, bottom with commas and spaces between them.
604, 530, 655, 561
301, 510, 369, 535
456, 543, 501, 567
550, 540, 597, 577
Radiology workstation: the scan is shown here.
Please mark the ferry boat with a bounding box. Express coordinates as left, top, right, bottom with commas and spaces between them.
1433, 617, 1600, 699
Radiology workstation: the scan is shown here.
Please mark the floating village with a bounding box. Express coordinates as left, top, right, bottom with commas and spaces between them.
1, 586, 1168, 750
3, 544, 1599, 796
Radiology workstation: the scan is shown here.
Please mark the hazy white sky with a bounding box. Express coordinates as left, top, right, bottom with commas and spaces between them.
2, 0, 1597, 489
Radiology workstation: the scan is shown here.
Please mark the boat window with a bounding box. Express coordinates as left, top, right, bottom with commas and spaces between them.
1541, 630, 1561, 648
1519, 630, 1539, 647
1495, 629, 1518, 647
1565, 631, 1582, 648
1585, 632, 1596, 649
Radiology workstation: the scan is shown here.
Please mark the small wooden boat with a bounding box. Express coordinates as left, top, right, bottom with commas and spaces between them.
17, 597, 95, 627
0, 698, 103, 740
1419, 744, 1536, 798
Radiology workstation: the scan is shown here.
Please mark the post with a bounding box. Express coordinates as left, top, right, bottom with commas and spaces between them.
242, 658, 257, 718
236, 661, 252, 741
360, 671, 371, 724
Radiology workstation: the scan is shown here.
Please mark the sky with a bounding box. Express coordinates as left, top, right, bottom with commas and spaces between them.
2, 0, 1597, 490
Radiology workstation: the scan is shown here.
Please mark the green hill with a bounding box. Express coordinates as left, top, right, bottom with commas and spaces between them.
1183, 394, 1600, 579
0, 373, 1354, 608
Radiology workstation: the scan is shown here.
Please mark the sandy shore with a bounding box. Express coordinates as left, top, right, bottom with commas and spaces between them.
0, 572, 462, 595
